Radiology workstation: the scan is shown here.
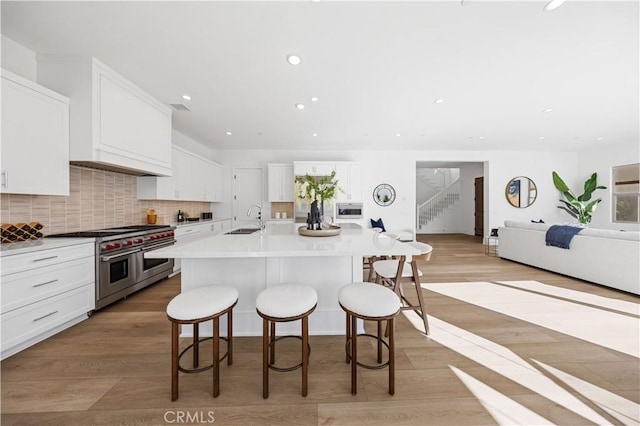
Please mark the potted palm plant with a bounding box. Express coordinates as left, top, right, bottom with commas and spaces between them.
552, 171, 607, 225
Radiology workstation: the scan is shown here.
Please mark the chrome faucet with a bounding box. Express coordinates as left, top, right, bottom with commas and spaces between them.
246, 204, 265, 230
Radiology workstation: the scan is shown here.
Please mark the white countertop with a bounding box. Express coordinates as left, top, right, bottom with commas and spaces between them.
145, 222, 419, 259
0, 237, 95, 257
171, 217, 232, 228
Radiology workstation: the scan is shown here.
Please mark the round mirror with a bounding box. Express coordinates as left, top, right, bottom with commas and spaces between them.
505, 176, 537, 208
373, 184, 396, 206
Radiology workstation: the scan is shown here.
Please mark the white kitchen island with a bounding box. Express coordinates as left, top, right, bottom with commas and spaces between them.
145, 222, 419, 336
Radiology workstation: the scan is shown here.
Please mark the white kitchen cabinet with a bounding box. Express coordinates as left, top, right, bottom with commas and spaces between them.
268, 163, 294, 202
335, 162, 363, 202
293, 161, 336, 177
209, 163, 223, 202
1, 241, 95, 360
1, 69, 70, 196
172, 222, 213, 273
137, 147, 223, 202
36, 56, 172, 176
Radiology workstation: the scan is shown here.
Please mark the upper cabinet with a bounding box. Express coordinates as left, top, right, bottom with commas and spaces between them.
36, 56, 172, 176
1, 69, 70, 196
268, 163, 294, 202
293, 161, 336, 177
335, 162, 363, 202
137, 146, 223, 202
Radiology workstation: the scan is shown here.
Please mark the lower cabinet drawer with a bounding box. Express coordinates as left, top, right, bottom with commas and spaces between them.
1, 243, 93, 275
1, 257, 95, 313
1, 284, 95, 356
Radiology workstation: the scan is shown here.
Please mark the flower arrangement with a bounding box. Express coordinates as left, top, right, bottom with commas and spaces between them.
294, 170, 342, 209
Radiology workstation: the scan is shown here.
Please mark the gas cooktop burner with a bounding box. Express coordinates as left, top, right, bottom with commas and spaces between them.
46, 224, 172, 239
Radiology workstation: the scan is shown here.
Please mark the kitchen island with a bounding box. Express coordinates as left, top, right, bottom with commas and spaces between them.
145, 222, 419, 336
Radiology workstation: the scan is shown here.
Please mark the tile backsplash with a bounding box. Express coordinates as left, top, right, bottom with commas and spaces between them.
0, 165, 211, 235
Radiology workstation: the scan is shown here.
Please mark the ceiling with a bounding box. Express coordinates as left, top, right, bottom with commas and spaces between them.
2, 1, 638, 153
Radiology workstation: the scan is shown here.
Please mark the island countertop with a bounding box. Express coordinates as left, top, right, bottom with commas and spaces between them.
145, 222, 419, 259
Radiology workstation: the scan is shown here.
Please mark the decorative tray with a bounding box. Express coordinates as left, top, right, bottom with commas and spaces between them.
298, 225, 341, 237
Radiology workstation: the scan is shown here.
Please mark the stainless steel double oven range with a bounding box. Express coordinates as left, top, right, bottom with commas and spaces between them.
47, 225, 175, 310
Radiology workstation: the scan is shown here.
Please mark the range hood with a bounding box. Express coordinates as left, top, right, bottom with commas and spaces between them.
37, 55, 173, 177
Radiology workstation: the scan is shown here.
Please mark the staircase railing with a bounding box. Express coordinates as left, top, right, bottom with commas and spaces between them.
417, 179, 461, 228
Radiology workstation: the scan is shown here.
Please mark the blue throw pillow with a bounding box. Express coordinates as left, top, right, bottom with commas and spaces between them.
370, 218, 386, 232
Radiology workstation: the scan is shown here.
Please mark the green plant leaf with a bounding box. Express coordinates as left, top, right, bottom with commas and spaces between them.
558, 200, 579, 215
557, 206, 579, 219
552, 171, 571, 192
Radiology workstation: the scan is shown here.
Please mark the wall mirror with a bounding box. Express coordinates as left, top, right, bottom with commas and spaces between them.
505, 176, 537, 208
373, 183, 396, 206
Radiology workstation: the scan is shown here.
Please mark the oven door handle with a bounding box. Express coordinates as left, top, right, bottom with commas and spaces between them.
100, 248, 141, 262
142, 240, 176, 251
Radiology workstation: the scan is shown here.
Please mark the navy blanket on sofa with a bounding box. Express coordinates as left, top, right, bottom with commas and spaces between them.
545, 225, 583, 249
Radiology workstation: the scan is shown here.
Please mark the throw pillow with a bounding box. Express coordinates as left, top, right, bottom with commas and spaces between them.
370, 218, 386, 232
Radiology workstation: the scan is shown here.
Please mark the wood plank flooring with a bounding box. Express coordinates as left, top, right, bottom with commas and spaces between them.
2, 234, 638, 425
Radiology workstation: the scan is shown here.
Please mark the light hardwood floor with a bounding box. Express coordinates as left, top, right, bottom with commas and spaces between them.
2, 234, 638, 425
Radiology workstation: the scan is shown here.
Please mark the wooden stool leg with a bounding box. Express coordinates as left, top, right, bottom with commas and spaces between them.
262, 318, 269, 399
345, 313, 351, 363
213, 317, 220, 398
193, 323, 199, 368
351, 314, 358, 395
302, 315, 309, 397
269, 321, 276, 364
227, 309, 233, 365
389, 317, 395, 396
411, 261, 430, 335
377, 320, 383, 363
171, 321, 179, 401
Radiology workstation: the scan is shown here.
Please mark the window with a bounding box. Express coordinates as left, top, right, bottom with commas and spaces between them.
612, 163, 640, 223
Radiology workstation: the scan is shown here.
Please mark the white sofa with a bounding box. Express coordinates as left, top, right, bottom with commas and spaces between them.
498, 220, 640, 295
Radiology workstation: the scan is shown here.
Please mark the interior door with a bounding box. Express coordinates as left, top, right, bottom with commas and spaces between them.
233, 167, 264, 228
474, 176, 484, 236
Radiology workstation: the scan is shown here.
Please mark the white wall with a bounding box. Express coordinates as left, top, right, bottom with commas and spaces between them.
215, 149, 581, 236
1, 35, 36, 80
577, 140, 640, 231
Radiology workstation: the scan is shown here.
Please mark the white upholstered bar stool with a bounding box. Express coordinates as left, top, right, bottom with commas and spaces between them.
372, 241, 433, 334
256, 284, 318, 399
339, 282, 401, 395
166, 286, 238, 401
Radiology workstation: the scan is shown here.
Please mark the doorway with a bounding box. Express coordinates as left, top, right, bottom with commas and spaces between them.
474, 176, 484, 237
232, 167, 263, 228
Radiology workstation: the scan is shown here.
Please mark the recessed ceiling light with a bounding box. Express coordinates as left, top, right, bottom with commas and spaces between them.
182, 94, 191, 101
312, 133, 318, 137
596, 137, 605, 140
287, 54, 301, 66
395, 133, 401, 137
538, 136, 545, 140
543, 108, 553, 113
434, 98, 444, 104
478, 136, 485, 140
295, 103, 305, 110
225, 131, 232, 136
544, 0, 566, 11
310, 97, 319, 102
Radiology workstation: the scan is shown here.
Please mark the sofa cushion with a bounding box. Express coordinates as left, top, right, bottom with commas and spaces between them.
504, 220, 551, 232
503, 220, 640, 241
580, 228, 640, 241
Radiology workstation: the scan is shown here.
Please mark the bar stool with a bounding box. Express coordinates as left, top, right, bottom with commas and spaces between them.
256, 284, 318, 398
372, 242, 433, 334
338, 282, 401, 395
166, 286, 238, 400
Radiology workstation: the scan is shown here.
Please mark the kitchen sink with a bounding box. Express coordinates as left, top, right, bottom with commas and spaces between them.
225, 228, 261, 235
